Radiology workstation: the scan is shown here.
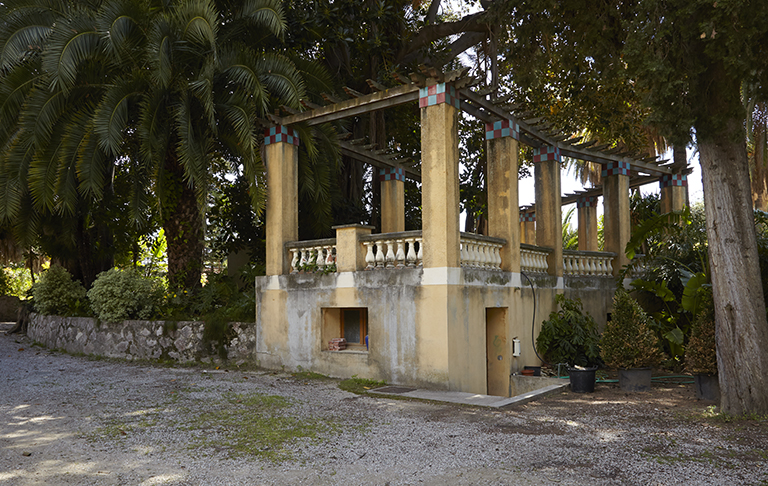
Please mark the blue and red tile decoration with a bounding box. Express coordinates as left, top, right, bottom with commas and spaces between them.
520, 212, 536, 223
660, 174, 687, 188
264, 125, 299, 146
532, 145, 560, 163
419, 83, 460, 109
379, 167, 405, 182
485, 119, 520, 141
577, 196, 598, 208
601, 161, 630, 177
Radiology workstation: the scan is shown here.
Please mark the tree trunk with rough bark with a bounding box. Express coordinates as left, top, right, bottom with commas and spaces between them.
162, 155, 204, 292
699, 114, 768, 415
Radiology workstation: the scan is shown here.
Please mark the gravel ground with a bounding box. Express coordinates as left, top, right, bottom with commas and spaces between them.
2, 322, 767, 486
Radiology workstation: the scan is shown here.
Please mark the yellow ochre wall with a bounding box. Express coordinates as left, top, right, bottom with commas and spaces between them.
254, 267, 614, 396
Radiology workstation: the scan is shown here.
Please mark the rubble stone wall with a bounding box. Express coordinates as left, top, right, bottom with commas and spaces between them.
27, 313, 257, 364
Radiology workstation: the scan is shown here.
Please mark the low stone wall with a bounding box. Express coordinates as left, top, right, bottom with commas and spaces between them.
27, 313, 257, 364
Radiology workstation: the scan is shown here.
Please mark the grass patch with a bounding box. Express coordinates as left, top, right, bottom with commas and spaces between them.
188, 392, 338, 461
339, 376, 387, 395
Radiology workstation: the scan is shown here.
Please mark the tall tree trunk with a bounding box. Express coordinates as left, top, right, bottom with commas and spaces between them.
162, 154, 204, 292
699, 114, 768, 415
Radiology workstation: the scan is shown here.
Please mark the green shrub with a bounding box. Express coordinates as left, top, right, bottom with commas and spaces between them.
536, 294, 602, 367
686, 289, 717, 375
31, 266, 88, 316
601, 288, 664, 369
88, 268, 164, 322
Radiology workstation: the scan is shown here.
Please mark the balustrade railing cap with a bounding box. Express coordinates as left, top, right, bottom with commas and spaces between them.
459, 232, 507, 245
520, 243, 554, 253
562, 249, 617, 257
359, 230, 423, 241
285, 238, 337, 248
331, 224, 376, 230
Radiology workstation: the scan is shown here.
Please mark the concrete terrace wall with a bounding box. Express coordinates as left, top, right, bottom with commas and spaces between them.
255, 267, 616, 394
27, 314, 257, 364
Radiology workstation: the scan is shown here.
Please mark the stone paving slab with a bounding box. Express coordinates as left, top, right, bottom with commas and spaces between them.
370, 380, 570, 408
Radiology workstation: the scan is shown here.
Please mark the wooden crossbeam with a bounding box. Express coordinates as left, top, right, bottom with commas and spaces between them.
339, 141, 421, 182
275, 83, 420, 127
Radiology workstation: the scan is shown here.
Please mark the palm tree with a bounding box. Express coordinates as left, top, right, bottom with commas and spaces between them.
0, 0, 309, 290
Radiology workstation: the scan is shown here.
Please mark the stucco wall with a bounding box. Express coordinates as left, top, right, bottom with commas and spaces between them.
27, 314, 256, 363
255, 267, 616, 395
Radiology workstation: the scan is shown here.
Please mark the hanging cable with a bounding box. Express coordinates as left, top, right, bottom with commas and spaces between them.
521, 271, 549, 365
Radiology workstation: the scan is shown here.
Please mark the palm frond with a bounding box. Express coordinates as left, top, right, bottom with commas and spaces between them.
238, 0, 285, 38
94, 74, 146, 156
42, 9, 103, 94
257, 52, 305, 111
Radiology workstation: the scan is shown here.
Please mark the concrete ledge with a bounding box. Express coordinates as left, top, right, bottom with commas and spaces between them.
370, 379, 569, 408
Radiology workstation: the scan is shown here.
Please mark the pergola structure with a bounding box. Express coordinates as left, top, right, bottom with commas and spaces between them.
253, 67, 688, 396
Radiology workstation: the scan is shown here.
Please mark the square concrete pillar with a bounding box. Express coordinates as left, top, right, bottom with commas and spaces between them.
534, 146, 563, 277
602, 161, 631, 275
577, 196, 599, 251
486, 120, 521, 272
380, 168, 405, 233
660, 174, 689, 213
333, 224, 374, 272
520, 213, 536, 245
420, 83, 460, 269
264, 125, 299, 276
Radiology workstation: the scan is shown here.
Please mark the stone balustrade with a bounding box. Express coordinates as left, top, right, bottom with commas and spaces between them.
460, 233, 505, 270
287, 238, 337, 273
520, 244, 551, 274
360, 231, 423, 269
562, 250, 615, 277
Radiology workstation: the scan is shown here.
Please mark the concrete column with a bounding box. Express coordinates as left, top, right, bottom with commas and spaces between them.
660, 174, 689, 213
264, 125, 299, 276
577, 196, 599, 251
520, 212, 536, 245
486, 119, 520, 272
420, 83, 460, 269
534, 146, 563, 277
602, 161, 631, 275
380, 168, 405, 233
333, 224, 374, 272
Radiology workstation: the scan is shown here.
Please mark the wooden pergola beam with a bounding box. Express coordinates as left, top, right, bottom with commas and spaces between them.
275, 84, 421, 127
339, 141, 421, 183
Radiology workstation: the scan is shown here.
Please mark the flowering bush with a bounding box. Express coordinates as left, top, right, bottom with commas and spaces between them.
31, 266, 88, 316
87, 268, 164, 322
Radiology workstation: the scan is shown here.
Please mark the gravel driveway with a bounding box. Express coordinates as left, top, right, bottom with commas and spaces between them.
2, 322, 767, 485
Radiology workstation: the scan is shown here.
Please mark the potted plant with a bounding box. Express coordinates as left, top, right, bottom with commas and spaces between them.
601, 288, 664, 392
685, 289, 719, 401
536, 294, 602, 393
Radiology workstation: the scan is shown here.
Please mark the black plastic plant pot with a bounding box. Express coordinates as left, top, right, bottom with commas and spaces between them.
568, 366, 597, 393
618, 367, 652, 392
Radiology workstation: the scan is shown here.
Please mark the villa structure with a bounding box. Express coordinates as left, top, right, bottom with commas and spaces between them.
253, 68, 688, 397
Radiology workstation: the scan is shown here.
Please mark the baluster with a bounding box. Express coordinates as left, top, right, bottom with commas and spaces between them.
587, 257, 596, 276
315, 246, 325, 269
375, 243, 386, 268
523, 251, 532, 272
473, 242, 481, 268
460, 240, 468, 266
385, 240, 396, 268
574, 256, 582, 275
395, 239, 406, 267
416, 238, 423, 265
364, 242, 375, 269
290, 249, 299, 273
406, 238, 417, 267
606, 257, 614, 275
325, 246, 335, 267
564, 256, 572, 275
299, 249, 308, 270
540, 253, 549, 273
492, 244, 501, 269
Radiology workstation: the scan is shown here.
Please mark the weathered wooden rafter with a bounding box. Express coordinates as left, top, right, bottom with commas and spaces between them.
459, 89, 675, 176
339, 141, 421, 183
